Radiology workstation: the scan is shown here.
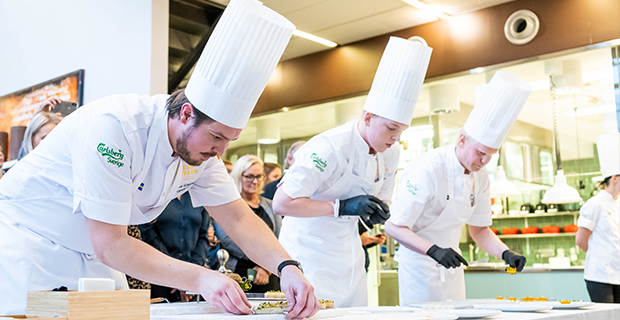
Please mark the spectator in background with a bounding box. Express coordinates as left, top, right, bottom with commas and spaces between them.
358, 221, 387, 272
262, 141, 305, 200
223, 159, 233, 174
19, 112, 61, 160
0, 142, 4, 179
214, 155, 281, 292
139, 191, 211, 302
263, 162, 281, 185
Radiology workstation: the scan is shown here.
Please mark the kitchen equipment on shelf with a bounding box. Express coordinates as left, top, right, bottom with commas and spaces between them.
534, 203, 547, 213
520, 204, 534, 214
521, 226, 540, 234
542, 225, 561, 233
502, 227, 520, 235
563, 224, 579, 233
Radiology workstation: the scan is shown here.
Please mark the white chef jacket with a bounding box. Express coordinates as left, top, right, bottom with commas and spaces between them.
578, 190, 620, 285
388, 145, 491, 303
0, 94, 239, 314
278, 120, 399, 307
389, 145, 492, 235
281, 120, 398, 202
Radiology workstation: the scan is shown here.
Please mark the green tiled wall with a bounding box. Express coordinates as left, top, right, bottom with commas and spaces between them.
561, 143, 601, 202
460, 213, 586, 266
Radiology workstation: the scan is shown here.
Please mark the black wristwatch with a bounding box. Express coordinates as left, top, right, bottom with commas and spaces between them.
277, 260, 303, 277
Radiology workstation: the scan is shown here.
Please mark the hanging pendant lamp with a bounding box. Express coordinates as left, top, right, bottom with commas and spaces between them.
491, 165, 520, 197
541, 88, 582, 204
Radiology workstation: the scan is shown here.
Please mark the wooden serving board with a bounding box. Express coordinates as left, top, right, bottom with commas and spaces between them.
26, 289, 150, 320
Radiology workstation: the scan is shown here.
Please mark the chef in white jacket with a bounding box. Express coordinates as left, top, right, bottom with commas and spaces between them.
576, 132, 620, 303
0, 1, 319, 318
386, 71, 531, 304
273, 37, 432, 307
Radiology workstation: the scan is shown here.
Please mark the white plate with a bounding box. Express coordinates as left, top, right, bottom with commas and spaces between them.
407, 301, 474, 309
349, 306, 420, 313
246, 298, 287, 302
448, 309, 503, 318
475, 302, 553, 312
546, 301, 594, 309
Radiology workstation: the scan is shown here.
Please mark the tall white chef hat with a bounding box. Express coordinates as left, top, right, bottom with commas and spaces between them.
184, 0, 294, 129
596, 132, 620, 178
463, 71, 532, 149
363, 36, 433, 126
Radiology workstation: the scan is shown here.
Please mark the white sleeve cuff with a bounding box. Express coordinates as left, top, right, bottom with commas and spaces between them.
332, 199, 340, 217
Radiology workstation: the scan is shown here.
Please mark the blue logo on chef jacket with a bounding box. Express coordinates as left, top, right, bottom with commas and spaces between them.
138, 183, 145, 191
406, 180, 418, 195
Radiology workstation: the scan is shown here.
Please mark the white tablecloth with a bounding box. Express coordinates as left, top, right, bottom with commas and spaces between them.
150, 303, 620, 320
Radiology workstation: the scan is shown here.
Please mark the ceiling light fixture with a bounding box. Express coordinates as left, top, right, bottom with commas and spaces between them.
293, 30, 337, 48
546, 60, 583, 95
429, 84, 460, 114
491, 166, 520, 197
402, 0, 450, 20
541, 93, 582, 204
257, 117, 280, 144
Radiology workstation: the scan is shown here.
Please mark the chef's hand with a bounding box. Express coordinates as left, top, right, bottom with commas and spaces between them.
199, 270, 251, 315
426, 244, 469, 269
280, 265, 320, 319
338, 195, 390, 224
502, 250, 526, 272
374, 233, 387, 245
253, 266, 270, 285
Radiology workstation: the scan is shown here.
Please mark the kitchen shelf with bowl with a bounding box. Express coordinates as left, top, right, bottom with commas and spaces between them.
492, 211, 579, 220
497, 232, 577, 239
460, 209, 585, 270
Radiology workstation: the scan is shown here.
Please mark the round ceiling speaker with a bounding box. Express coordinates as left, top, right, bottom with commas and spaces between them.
504, 9, 540, 45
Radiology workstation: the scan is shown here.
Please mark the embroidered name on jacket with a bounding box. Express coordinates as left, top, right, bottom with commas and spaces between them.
311, 153, 327, 172
97, 143, 125, 168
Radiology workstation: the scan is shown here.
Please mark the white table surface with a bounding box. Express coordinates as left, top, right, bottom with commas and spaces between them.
150, 303, 620, 320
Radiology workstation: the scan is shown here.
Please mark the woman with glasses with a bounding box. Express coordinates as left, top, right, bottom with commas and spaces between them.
214, 155, 282, 292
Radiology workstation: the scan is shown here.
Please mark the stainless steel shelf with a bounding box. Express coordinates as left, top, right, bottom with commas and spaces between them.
497, 233, 577, 239
492, 211, 579, 219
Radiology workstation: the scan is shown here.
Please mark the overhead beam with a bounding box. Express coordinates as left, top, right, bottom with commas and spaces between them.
168, 12, 222, 93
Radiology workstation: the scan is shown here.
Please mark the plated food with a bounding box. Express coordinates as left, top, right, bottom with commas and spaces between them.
224, 273, 252, 291
252, 299, 335, 314
264, 290, 286, 299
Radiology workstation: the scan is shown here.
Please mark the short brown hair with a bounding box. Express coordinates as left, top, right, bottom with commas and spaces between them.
167, 89, 215, 127
263, 162, 281, 177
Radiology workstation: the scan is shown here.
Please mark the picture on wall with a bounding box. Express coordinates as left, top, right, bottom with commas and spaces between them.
0, 69, 84, 134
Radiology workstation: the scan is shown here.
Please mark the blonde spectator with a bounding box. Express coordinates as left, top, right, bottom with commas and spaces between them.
20, 112, 61, 159
214, 155, 281, 292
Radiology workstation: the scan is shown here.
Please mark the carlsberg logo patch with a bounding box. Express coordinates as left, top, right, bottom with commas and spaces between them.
97, 143, 125, 168
406, 180, 418, 195
311, 153, 327, 172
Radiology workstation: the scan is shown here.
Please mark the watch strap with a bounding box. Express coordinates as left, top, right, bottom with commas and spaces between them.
277, 260, 302, 277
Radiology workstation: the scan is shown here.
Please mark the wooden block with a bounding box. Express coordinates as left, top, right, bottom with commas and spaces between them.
1, 316, 67, 320
26, 290, 149, 320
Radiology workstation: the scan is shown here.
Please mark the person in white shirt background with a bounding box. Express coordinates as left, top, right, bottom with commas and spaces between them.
273, 36, 432, 308
0, 0, 319, 318
386, 71, 531, 304
576, 132, 620, 303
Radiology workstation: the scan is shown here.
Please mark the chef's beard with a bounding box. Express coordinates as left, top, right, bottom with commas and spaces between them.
175, 129, 216, 166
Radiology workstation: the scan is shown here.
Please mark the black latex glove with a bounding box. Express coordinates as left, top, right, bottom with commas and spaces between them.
502, 250, 526, 271
426, 244, 469, 269
339, 195, 390, 224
